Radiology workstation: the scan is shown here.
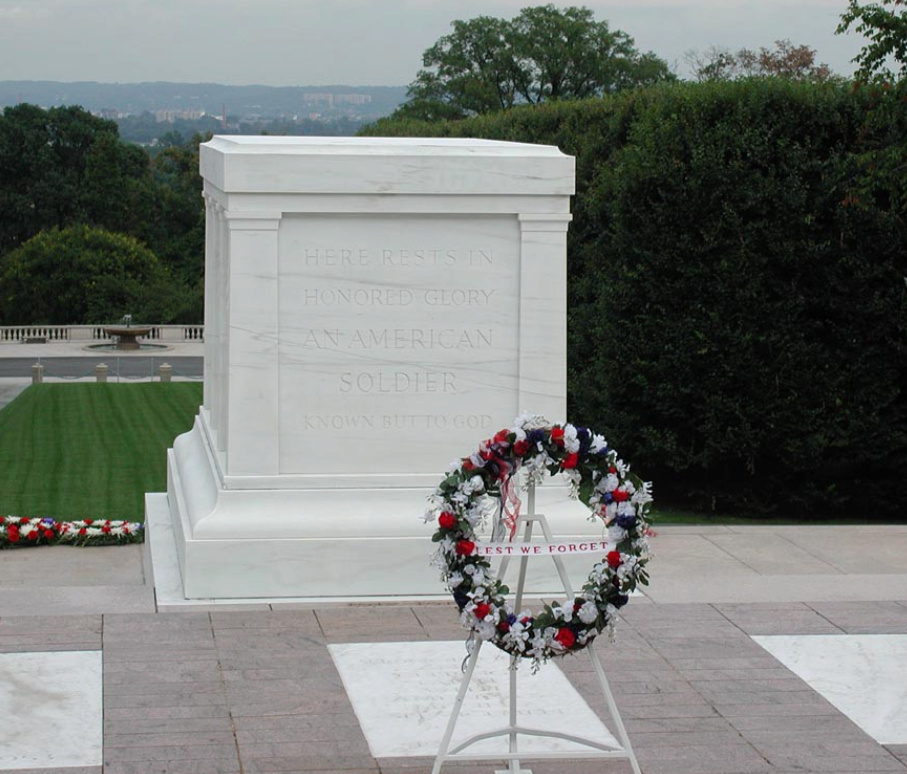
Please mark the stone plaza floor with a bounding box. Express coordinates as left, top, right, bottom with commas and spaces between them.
1, 341, 906, 773
1, 526, 906, 774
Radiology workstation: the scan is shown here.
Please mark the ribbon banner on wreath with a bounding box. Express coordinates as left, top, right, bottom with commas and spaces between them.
426, 414, 653, 671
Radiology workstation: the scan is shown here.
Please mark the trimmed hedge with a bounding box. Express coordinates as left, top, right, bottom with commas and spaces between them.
363, 80, 907, 517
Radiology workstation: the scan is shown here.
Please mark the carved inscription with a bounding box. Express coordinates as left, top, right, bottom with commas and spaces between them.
302, 414, 494, 431
283, 229, 518, 458
303, 247, 493, 267
301, 329, 492, 350
297, 244, 499, 407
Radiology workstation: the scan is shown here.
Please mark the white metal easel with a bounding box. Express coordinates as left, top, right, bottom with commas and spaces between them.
431, 482, 643, 774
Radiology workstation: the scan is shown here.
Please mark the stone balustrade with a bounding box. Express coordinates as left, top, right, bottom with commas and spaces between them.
0, 325, 203, 343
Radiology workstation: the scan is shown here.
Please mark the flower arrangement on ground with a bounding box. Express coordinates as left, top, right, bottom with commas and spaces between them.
426, 414, 653, 670
0, 516, 144, 548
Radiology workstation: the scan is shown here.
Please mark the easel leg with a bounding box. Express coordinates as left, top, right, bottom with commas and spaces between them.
432, 639, 483, 774
588, 643, 643, 774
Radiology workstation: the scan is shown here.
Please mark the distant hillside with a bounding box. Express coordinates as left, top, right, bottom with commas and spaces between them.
0, 81, 407, 120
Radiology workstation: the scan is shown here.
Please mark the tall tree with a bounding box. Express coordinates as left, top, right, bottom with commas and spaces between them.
0, 104, 150, 257
394, 4, 674, 120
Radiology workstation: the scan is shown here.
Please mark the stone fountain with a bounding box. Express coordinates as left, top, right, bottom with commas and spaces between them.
103, 315, 152, 351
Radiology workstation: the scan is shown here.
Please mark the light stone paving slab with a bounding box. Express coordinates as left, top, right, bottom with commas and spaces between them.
703, 533, 843, 575
0, 650, 102, 769
644, 573, 907, 604
329, 640, 621, 757
753, 634, 907, 745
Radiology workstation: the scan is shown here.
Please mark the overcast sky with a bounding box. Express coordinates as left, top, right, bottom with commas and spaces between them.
0, 0, 865, 86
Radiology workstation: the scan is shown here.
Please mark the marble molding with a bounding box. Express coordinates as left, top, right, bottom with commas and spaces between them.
152, 136, 580, 599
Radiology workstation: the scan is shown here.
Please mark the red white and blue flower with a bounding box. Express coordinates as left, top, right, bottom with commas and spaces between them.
426, 414, 653, 670
0, 516, 144, 548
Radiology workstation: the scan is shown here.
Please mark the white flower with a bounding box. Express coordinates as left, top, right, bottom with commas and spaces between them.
475, 619, 497, 640
516, 413, 549, 431
447, 572, 464, 588
563, 424, 579, 453
607, 525, 628, 543
590, 433, 608, 452
577, 601, 599, 624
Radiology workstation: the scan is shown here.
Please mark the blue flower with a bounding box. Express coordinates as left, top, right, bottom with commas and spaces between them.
616, 514, 636, 529
603, 492, 613, 504
527, 429, 546, 447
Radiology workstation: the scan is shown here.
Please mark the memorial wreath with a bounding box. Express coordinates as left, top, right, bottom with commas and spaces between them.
426, 414, 653, 669
0, 516, 143, 548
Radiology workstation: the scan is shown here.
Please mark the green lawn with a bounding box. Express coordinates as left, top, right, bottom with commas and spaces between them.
0, 383, 202, 522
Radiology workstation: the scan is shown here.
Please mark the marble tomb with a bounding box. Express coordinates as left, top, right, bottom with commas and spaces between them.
149, 136, 595, 599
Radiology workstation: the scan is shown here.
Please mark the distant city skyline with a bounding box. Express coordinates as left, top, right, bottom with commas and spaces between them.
0, 0, 865, 86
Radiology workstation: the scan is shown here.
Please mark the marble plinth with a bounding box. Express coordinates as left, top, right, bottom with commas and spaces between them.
153, 137, 575, 600
157, 411, 612, 599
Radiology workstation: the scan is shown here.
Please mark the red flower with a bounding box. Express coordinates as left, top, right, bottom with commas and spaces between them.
455, 540, 475, 556
43, 529, 54, 539
513, 440, 530, 457
551, 427, 565, 447
497, 621, 511, 632
474, 602, 492, 619
78, 528, 87, 536
0, 517, 5, 524
438, 512, 457, 530
27, 530, 38, 540
555, 627, 576, 648
493, 429, 510, 445
102, 526, 111, 534
462, 458, 475, 472
18, 518, 29, 526
607, 551, 622, 568
612, 489, 629, 502
8, 531, 18, 543
84, 519, 93, 525
562, 452, 579, 469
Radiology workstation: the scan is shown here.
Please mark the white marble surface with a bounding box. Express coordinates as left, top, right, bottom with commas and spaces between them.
0, 650, 102, 768
329, 640, 619, 757
277, 212, 521, 476
200, 136, 575, 195
753, 634, 907, 744
161, 136, 574, 599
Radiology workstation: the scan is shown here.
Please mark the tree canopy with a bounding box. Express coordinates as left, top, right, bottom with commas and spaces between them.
686, 40, 833, 81
0, 225, 177, 325
0, 104, 206, 323
0, 104, 149, 257
392, 4, 674, 120
837, 0, 907, 82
